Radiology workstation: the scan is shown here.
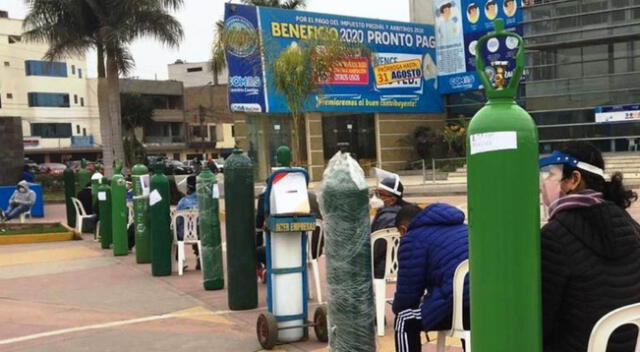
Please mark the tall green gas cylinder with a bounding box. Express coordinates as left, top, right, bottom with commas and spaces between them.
197, 162, 224, 290
63, 164, 76, 228
77, 159, 90, 193
91, 168, 104, 212
111, 161, 128, 256
98, 177, 112, 249
224, 149, 257, 309
150, 162, 172, 276
132, 164, 151, 263
466, 19, 542, 352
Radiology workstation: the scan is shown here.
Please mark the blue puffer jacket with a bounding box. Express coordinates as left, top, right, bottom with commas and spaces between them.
392, 203, 469, 331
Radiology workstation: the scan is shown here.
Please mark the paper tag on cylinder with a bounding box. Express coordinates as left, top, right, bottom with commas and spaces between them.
98, 192, 106, 201
212, 184, 220, 199
149, 189, 162, 206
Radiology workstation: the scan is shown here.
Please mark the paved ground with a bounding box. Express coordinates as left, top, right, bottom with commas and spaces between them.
3, 196, 639, 352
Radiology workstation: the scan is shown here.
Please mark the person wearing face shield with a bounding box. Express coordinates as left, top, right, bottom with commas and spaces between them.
371, 175, 411, 279
539, 141, 640, 352
1, 180, 36, 222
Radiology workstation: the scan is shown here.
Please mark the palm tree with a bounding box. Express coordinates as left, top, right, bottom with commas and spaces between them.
210, 0, 306, 84
23, 0, 183, 176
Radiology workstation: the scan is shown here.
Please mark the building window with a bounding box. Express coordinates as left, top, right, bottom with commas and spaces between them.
8, 35, 21, 44
210, 125, 218, 141
78, 68, 82, 78
25, 60, 68, 77
27, 92, 70, 107
6, 93, 12, 99
76, 125, 80, 134
231, 125, 236, 137
82, 128, 87, 136
190, 125, 208, 138
3, 61, 9, 66
187, 67, 203, 72
71, 65, 76, 75
31, 123, 72, 138
80, 97, 84, 106
74, 94, 78, 104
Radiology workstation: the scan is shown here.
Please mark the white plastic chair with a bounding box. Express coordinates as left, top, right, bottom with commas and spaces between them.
434, 259, 470, 352
587, 302, 640, 352
370, 227, 401, 336
171, 210, 203, 276
18, 206, 33, 223
71, 197, 93, 234
307, 219, 324, 303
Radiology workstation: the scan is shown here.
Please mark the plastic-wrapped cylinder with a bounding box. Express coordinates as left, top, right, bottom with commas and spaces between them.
111, 166, 128, 256
63, 165, 76, 228
97, 178, 112, 249
319, 152, 376, 351
77, 159, 90, 193
223, 149, 257, 309
132, 164, 150, 263
197, 165, 224, 290
150, 163, 172, 276
467, 20, 542, 352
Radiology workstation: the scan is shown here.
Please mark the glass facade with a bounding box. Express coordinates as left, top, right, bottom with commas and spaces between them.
27, 92, 70, 107
24, 60, 67, 77
445, 0, 640, 152
31, 123, 72, 138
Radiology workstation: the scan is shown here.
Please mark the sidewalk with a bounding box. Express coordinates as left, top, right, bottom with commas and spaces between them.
0, 203, 465, 352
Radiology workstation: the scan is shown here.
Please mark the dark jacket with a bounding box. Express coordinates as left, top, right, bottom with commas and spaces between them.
392, 203, 469, 331
542, 201, 640, 352
77, 186, 94, 215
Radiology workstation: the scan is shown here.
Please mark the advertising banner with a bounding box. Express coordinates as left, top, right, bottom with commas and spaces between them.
595, 105, 640, 123
225, 4, 443, 114
433, 0, 523, 93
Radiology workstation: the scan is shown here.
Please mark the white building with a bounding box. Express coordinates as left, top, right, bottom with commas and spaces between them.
168, 60, 228, 88
0, 11, 101, 163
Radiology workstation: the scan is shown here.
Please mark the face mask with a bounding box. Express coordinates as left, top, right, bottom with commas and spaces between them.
369, 195, 384, 209
18, 187, 27, 193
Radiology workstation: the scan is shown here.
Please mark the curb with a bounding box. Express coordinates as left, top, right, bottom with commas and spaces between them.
0, 232, 76, 245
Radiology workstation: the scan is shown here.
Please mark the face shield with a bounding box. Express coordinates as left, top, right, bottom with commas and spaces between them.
538, 150, 605, 207
540, 164, 564, 207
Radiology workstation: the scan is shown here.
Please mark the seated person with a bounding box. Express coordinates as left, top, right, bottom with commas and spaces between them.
76, 182, 98, 232
176, 175, 200, 270
372, 175, 410, 278
1, 180, 36, 222
392, 203, 470, 352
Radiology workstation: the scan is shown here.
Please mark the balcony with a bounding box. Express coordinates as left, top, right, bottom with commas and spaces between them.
71, 136, 94, 147
152, 109, 185, 122
143, 136, 186, 144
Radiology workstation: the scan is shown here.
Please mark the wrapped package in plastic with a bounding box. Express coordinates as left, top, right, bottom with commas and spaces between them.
319, 152, 376, 352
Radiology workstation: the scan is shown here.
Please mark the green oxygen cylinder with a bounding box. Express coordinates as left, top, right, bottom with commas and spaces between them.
98, 177, 112, 249
150, 162, 172, 276
467, 19, 542, 352
224, 149, 257, 309
78, 159, 90, 194
111, 161, 128, 256
91, 165, 103, 212
132, 164, 151, 263
63, 164, 76, 228
197, 162, 225, 290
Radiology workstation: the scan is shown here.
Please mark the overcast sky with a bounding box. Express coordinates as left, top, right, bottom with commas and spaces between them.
3, 0, 410, 79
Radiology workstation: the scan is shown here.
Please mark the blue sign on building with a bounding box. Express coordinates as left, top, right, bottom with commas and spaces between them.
224, 4, 443, 114
433, 0, 523, 93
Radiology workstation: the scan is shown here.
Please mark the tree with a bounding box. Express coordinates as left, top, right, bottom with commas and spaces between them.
23, 0, 183, 176
210, 0, 306, 85
121, 93, 154, 167
270, 39, 364, 165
